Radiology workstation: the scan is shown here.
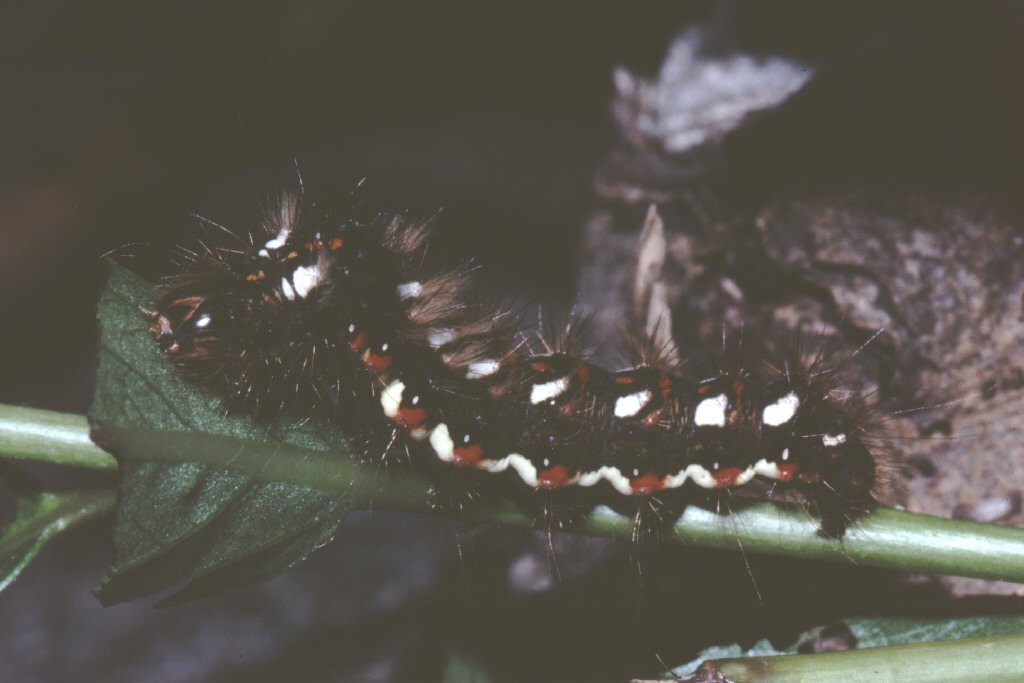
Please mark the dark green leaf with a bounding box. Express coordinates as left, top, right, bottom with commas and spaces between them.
91, 261, 357, 605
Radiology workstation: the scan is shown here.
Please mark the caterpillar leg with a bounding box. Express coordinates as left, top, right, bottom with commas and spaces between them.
426, 480, 483, 520
799, 434, 878, 539
524, 488, 594, 533
806, 467, 877, 539
351, 427, 411, 468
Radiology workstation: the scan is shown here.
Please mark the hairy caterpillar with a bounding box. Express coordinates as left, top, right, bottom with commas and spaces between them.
147, 192, 886, 538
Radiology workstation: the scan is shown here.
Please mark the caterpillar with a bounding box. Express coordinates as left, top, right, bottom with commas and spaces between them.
147, 192, 884, 538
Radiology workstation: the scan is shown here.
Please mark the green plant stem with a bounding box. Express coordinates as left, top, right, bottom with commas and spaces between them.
0, 405, 117, 470
7, 405, 1024, 584
678, 633, 1024, 683
0, 486, 119, 592
101, 421, 1024, 584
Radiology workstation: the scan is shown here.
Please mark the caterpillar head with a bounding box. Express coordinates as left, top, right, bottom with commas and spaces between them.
151, 292, 238, 366
148, 258, 264, 387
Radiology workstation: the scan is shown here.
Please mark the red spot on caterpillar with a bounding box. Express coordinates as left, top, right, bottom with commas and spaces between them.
451, 443, 484, 466
558, 399, 583, 418
531, 361, 552, 373
698, 383, 714, 395
642, 408, 663, 427
395, 406, 429, 429
349, 330, 368, 353
329, 237, 344, 251
712, 467, 744, 488
363, 352, 393, 373
659, 373, 674, 398
728, 382, 746, 426
576, 363, 590, 386
616, 375, 636, 385
775, 463, 799, 482
537, 465, 571, 489
630, 472, 665, 496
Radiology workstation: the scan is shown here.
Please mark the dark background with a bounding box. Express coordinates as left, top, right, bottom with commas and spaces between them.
1, 3, 1022, 682
0, 2, 700, 414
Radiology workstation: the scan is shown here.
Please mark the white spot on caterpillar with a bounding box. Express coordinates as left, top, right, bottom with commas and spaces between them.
428, 328, 456, 349
258, 229, 290, 257
579, 466, 633, 496
428, 423, 455, 462
396, 281, 423, 301
686, 464, 716, 488
763, 392, 800, 427
505, 453, 538, 487
194, 314, 212, 329
755, 450, 791, 479
483, 456, 510, 473
614, 390, 652, 418
380, 380, 405, 419
530, 376, 570, 405
822, 433, 847, 447
279, 278, 296, 300
694, 394, 728, 427
754, 458, 781, 479
663, 469, 689, 489
291, 263, 326, 299
603, 467, 635, 496
409, 426, 429, 441
466, 359, 502, 379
